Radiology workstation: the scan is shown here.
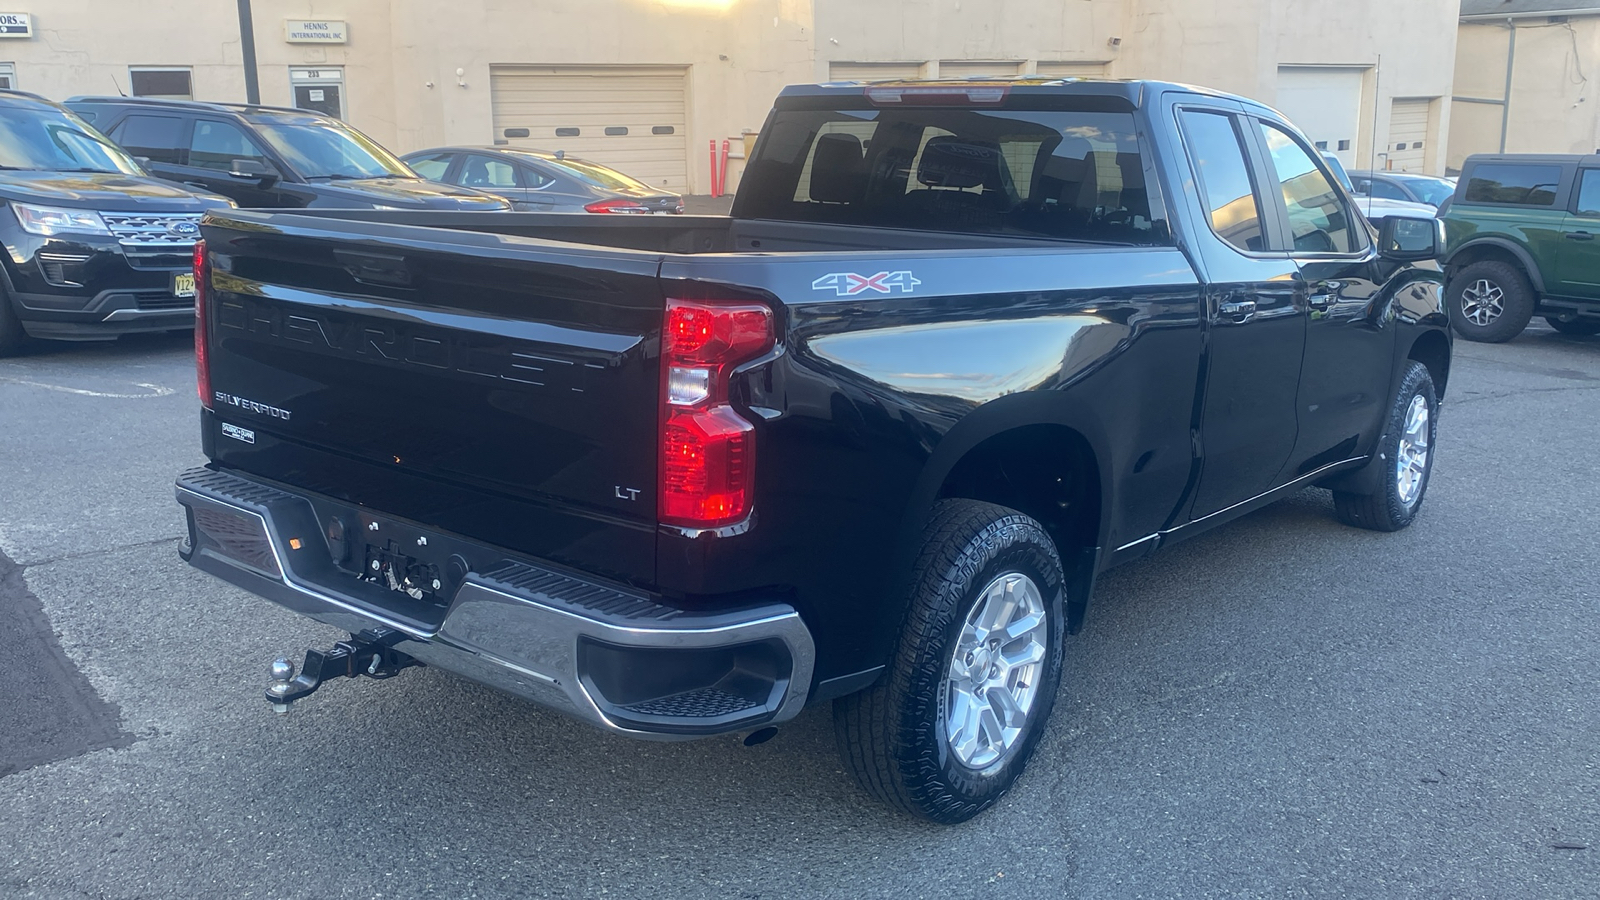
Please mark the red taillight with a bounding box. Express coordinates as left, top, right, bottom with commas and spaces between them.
660, 298, 774, 528
193, 239, 212, 410
584, 198, 652, 214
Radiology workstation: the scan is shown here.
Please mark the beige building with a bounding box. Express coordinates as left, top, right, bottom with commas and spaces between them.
0, 1, 1460, 193
1450, 0, 1600, 172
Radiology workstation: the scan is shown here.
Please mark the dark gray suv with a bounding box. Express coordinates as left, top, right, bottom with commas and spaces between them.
66, 97, 509, 211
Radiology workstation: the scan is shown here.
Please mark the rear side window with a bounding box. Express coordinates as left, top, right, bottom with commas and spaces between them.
736, 105, 1160, 244
1464, 163, 1561, 206
188, 120, 270, 171
456, 155, 520, 189
1178, 110, 1265, 253
1577, 170, 1600, 217
110, 114, 185, 165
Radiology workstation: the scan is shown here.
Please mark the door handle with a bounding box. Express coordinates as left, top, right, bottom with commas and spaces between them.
1566, 231, 1594, 241
1219, 299, 1257, 320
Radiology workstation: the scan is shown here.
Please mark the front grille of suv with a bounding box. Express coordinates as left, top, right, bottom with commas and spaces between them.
100, 212, 204, 270
101, 212, 203, 249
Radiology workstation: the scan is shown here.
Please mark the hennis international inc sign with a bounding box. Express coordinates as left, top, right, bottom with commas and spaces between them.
285, 20, 347, 43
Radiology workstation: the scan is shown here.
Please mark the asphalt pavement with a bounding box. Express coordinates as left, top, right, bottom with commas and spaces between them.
1, 325, 1596, 899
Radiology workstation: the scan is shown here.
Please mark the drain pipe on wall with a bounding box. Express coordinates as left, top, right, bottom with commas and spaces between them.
1500, 18, 1517, 153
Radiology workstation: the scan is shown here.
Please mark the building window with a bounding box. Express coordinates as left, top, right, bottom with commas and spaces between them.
130, 68, 193, 101
289, 67, 344, 119
0, 63, 15, 90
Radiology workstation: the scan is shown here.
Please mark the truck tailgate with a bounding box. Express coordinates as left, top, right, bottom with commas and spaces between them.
199, 212, 664, 587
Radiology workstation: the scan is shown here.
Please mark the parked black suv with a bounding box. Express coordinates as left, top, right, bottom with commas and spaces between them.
65, 97, 509, 211
0, 90, 235, 355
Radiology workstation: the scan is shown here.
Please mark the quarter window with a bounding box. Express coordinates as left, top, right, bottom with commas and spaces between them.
1257, 122, 1357, 253
110, 114, 186, 165
188, 120, 269, 171
1179, 110, 1265, 253
1464, 164, 1561, 206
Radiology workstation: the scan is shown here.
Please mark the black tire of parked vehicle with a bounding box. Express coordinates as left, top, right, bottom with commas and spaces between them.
0, 285, 27, 357
1333, 361, 1438, 532
1446, 260, 1536, 343
1544, 316, 1600, 336
833, 499, 1066, 824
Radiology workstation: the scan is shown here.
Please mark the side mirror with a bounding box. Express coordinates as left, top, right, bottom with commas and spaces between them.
1377, 215, 1442, 262
229, 158, 281, 187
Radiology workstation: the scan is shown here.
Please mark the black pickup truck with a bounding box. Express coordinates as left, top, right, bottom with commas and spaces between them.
175, 79, 1450, 823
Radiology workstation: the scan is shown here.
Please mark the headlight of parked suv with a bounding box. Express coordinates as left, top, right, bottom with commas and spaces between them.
12, 203, 111, 236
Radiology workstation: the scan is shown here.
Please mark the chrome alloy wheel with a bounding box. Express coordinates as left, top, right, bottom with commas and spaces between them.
1460, 278, 1505, 326
940, 572, 1050, 770
1395, 394, 1431, 507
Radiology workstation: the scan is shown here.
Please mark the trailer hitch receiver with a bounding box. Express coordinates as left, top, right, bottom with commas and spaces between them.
264, 629, 421, 713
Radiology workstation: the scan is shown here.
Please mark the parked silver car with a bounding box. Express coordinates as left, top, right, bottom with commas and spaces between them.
401, 146, 683, 213
1348, 169, 1457, 208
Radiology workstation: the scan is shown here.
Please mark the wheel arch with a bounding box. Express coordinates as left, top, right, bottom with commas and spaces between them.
1405, 329, 1451, 400
1445, 238, 1544, 294
896, 397, 1113, 635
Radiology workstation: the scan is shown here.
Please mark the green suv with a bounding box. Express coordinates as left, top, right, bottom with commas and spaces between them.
1441, 153, 1600, 341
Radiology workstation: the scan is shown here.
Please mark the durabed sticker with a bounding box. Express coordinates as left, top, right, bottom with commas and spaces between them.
812, 270, 922, 297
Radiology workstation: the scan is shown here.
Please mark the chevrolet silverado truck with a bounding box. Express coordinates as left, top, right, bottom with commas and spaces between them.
175, 79, 1451, 823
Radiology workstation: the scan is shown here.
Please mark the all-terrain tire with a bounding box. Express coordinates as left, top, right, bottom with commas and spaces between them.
1333, 361, 1438, 532
1447, 260, 1535, 343
833, 499, 1066, 824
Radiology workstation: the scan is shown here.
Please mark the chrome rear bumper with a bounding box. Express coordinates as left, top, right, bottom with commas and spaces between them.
175, 467, 814, 738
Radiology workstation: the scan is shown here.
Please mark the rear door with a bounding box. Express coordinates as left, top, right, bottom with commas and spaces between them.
201, 213, 667, 585
1174, 102, 1309, 517
1556, 167, 1600, 299
107, 112, 191, 183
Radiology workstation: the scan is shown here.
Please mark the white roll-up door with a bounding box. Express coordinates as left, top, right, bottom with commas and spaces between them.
1275, 66, 1366, 168
1387, 98, 1432, 172
827, 61, 925, 81
939, 61, 1024, 78
1035, 61, 1109, 79
489, 65, 688, 192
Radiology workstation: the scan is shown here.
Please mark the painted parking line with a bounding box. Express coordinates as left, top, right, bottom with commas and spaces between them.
0, 378, 175, 399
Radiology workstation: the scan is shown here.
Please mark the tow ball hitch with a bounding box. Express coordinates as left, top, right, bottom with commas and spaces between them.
264, 630, 422, 714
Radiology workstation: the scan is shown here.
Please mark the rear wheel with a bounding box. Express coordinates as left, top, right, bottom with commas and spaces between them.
833, 499, 1066, 824
1544, 316, 1600, 337
1333, 361, 1438, 532
1447, 260, 1535, 343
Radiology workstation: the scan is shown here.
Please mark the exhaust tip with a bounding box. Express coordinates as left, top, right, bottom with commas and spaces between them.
742, 726, 779, 747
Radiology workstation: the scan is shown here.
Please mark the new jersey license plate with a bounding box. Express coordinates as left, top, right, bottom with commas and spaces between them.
172, 272, 196, 298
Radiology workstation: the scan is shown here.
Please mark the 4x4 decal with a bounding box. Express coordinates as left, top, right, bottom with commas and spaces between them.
812, 270, 922, 296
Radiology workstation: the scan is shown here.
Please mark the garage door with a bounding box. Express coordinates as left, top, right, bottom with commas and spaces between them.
828, 62, 924, 81
1035, 61, 1109, 79
489, 66, 688, 192
1275, 66, 1365, 168
1387, 98, 1432, 172
939, 61, 1023, 78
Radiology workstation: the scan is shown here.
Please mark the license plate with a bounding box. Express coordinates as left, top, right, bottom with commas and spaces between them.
172, 272, 196, 298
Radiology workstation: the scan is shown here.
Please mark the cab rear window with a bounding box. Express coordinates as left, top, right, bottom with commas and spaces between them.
1463, 163, 1561, 206
737, 105, 1161, 244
